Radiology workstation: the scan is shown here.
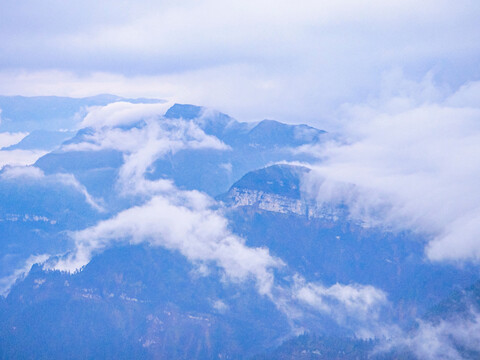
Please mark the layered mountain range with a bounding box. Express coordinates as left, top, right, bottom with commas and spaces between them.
0, 96, 478, 359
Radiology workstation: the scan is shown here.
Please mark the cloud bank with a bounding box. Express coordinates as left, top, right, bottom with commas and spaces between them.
0, 149, 48, 169
1, 165, 104, 211
0, 131, 28, 149
62, 101, 230, 196
0, 129, 46, 170
37, 101, 388, 333
52, 190, 282, 295
302, 76, 480, 263
0, 254, 50, 296
1, 1, 479, 123
50, 184, 387, 333
377, 310, 480, 360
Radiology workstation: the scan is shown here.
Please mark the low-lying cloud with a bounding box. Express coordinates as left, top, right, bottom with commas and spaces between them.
79, 101, 171, 129
301, 77, 480, 263
49, 183, 388, 333
0, 131, 43, 168
52, 190, 282, 295
62, 101, 230, 196
0, 149, 48, 169
1, 165, 104, 211
0, 254, 50, 296
377, 310, 480, 360
0, 131, 28, 149
2, 1, 480, 124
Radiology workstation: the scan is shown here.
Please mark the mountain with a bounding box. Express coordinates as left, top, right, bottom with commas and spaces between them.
220, 165, 479, 317
34, 103, 326, 197
0, 245, 290, 359
0, 96, 478, 359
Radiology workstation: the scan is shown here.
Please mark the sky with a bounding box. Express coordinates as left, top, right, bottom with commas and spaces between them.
302, 80, 480, 263
1, 0, 480, 125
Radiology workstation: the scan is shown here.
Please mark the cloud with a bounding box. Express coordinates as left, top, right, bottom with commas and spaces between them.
0, 254, 50, 296
0, 165, 45, 179
294, 278, 387, 320
56, 173, 105, 212
377, 310, 480, 360
280, 274, 388, 338
0, 131, 28, 149
62, 102, 230, 196
0, 165, 104, 212
79, 101, 171, 129
47, 182, 387, 333
446, 81, 480, 108
301, 76, 480, 263
51, 190, 283, 295
1, 2, 479, 124
0, 149, 48, 169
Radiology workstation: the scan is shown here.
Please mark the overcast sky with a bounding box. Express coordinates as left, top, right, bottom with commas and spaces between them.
1, 0, 480, 124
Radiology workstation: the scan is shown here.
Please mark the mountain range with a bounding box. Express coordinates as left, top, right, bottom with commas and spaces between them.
0, 96, 478, 359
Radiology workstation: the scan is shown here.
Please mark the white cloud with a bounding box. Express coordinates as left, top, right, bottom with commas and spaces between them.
295, 280, 387, 319
0, 165, 104, 212
0, 254, 50, 296
118, 120, 230, 196
56, 173, 105, 212
220, 162, 232, 173
0, 164, 45, 179
0, 131, 28, 149
287, 274, 388, 337
446, 81, 480, 108
63, 102, 230, 196
79, 101, 171, 129
212, 299, 229, 313
0, 149, 48, 169
47, 182, 387, 331
51, 191, 283, 295
301, 76, 480, 263
378, 310, 480, 360
1, 2, 479, 124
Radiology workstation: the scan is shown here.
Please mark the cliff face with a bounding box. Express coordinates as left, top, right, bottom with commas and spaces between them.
224, 187, 344, 221
219, 164, 344, 221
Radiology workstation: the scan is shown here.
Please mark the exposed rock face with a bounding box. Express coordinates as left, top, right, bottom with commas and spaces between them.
219, 164, 343, 221
225, 187, 342, 221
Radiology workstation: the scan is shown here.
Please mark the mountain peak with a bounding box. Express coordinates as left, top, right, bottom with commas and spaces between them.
164, 103, 204, 120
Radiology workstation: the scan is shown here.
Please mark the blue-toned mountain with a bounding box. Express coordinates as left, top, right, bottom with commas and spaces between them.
0, 97, 478, 359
